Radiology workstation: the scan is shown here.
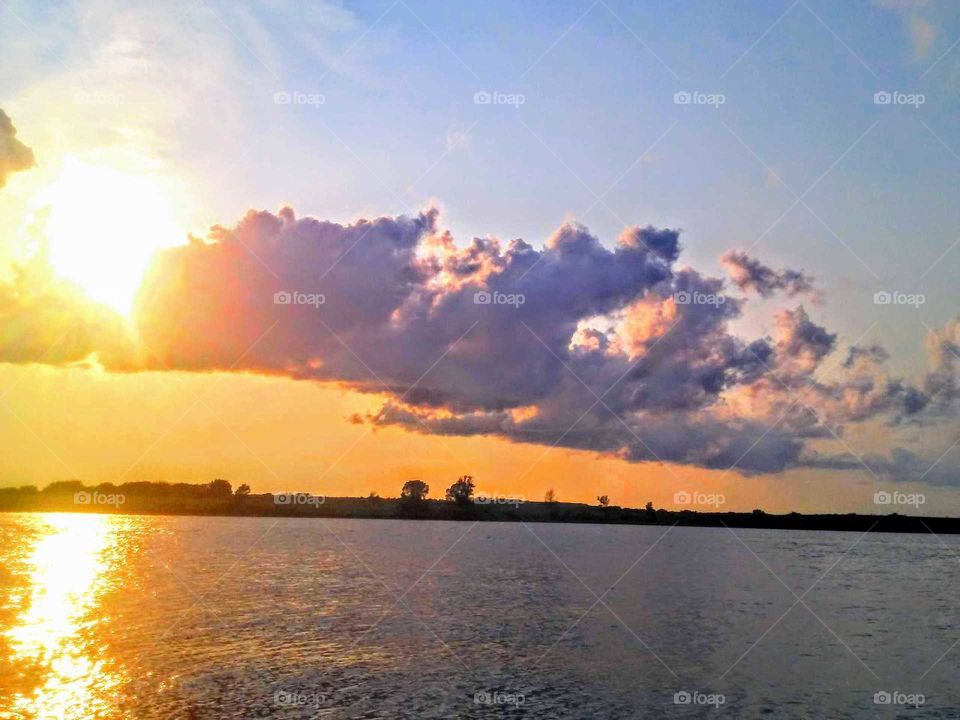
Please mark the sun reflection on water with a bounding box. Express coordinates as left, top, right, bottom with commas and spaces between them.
6, 514, 126, 719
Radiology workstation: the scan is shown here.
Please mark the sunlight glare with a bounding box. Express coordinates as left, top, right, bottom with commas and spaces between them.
42, 160, 182, 314
7, 513, 124, 719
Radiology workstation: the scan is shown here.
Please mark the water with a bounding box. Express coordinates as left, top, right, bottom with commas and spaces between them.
1, 513, 958, 718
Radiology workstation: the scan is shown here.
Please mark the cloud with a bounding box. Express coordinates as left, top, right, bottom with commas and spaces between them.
121, 207, 952, 477
0, 252, 138, 368
809, 445, 959, 487
921, 316, 960, 413
0, 109, 34, 188
774, 306, 836, 372
133, 210, 684, 412
0, 177, 954, 481
721, 250, 816, 299
843, 344, 889, 368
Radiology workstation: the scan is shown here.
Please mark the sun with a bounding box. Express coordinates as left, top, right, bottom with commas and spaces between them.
41, 160, 182, 314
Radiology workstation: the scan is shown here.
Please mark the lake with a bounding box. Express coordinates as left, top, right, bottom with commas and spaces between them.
0, 513, 958, 718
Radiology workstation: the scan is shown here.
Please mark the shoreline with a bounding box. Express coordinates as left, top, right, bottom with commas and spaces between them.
3, 493, 958, 536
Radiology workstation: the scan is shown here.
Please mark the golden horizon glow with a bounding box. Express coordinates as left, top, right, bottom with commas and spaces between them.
40, 159, 182, 314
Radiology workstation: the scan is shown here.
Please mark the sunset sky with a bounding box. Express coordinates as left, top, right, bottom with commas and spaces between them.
1, 0, 959, 512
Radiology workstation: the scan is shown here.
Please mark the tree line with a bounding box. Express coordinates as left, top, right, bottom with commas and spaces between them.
2, 478, 958, 535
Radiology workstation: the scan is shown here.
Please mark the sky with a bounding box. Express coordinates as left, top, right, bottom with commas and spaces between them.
0, 0, 959, 513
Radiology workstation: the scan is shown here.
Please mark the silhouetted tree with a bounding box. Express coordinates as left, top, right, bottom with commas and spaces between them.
597, 495, 610, 508
645, 501, 656, 521
367, 491, 380, 500
401, 480, 429, 502
544, 489, 557, 503
445, 476, 476, 505
235, 484, 251, 497
209, 478, 232, 497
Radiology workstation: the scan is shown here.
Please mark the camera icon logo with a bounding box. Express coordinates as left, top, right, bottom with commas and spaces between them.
673, 691, 692, 704
673, 91, 691, 105
873, 291, 891, 305
873, 691, 892, 705
674, 491, 691, 505
873, 91, 892, 105
274, 91, 292, 105
474, 291, 492, 305
874, 491, 892, 505
474, 91, 492, 105
274, 291, 292, 305
674, 291, 692, 305
74, 491, 91, 505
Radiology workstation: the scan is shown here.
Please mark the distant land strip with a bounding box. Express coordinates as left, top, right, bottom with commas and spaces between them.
1, 480, 958, 535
